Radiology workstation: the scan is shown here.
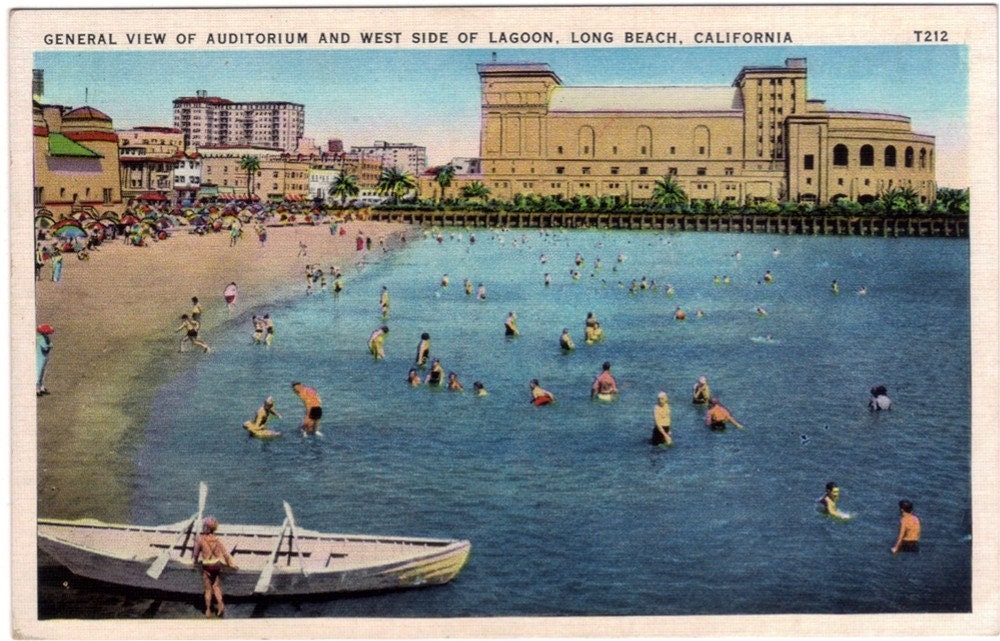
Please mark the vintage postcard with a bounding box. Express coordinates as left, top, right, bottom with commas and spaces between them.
8, 4, 998, 639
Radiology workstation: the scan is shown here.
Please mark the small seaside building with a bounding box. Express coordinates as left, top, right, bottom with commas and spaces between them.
117, 126, 186, 204
476, 59, 936, 205
32, 102, 124, 218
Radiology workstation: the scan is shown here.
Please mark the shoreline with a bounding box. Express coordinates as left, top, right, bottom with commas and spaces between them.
34, 221, 412, 521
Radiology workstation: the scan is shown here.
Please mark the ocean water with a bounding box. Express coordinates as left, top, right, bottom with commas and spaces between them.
123, 230, 969, 617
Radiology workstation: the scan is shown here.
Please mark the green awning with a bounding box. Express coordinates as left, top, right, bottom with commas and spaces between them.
196, 186, 220, 198
48, 133, 101, 158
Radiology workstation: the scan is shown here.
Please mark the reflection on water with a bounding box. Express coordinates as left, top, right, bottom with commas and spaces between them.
55, 230, 973, 618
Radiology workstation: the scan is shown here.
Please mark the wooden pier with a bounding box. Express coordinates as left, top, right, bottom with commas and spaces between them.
366, 211, 968, 238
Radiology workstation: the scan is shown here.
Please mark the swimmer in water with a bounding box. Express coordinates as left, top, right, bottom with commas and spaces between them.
585, 321, 605, 344
415, 332, 431, 368
891, 500, 921, 553
817, 482, 850, 519
831, 279, 840, 295
756, 306, 768, 317
674, 307, 686, 321
544, 273, 551, 287
504, 311, 520, 337
441, 274, 449, 288
464, 278, 473, 296
367, 325, 389, 360
529, 379, 555, 404
473, 381, 488, 397
763, 270, 773, 283
407, 368, 422, 387
695, 309, 705, 319
242, 396, 282, 437
477, 283, 486, 300
447, 372, 464, 392
425, 358, 445, 387
705, 397, 744, 431
692, 376, 711, 405
379, 286, 390, 314
559, 328, 575, 351
857, 285, 868, 296
665, 284, 675, 297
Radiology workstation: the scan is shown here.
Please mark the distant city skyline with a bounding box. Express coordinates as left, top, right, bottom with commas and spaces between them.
35, 46, 969, 186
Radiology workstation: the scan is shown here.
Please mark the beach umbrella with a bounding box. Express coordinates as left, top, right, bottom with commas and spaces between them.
100, 211, 120, 223
72, 210, 94, 222
34, 214, 56, 230
191, 215, 211, 227
51, 219, 83, 231
53, 225, 87, 239
219, 214, 240, 227
120, 214, 140, 226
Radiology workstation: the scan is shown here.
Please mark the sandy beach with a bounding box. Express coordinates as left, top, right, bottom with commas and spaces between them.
33, 221, 411, 521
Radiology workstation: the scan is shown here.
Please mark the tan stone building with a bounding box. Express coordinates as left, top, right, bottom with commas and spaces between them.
476, 59, 935, 205
197, 146, 310, 201
117, 126, 186, 203
33, 103, 123, 218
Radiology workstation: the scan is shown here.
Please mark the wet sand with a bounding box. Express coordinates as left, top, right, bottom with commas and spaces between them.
34, 221, 411, 521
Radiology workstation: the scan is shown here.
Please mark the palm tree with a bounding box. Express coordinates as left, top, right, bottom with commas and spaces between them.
935, 187, 969, 216
651, 175, 687, 207
434, 165, 455, 203
328, 173, 360, 208
239, 155, 261, 199
878, 187, 921, 216
376, 167, 416, 204
461, 181, 490, 202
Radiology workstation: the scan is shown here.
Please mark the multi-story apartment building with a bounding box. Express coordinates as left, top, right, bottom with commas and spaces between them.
173, 91, 305, 153
197, 146, 310, 201
350, 141, 427, 177
117, 126, 186, 203
476, 59, 936, 205
32, 102, 123, 217
173, 152, 202, 204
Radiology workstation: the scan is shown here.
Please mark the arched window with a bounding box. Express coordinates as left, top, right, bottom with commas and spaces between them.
833, 144, 849, 166
578, 126, 595, 157
860, 145, 874, 167
904, 146, 914, 168
884, 146, 897, 167
635, 126, 652, 158
919, 148, 927, 169
693, 125, 711, 158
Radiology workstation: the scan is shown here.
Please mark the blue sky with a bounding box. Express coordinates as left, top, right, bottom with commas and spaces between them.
35, 46, 969, 185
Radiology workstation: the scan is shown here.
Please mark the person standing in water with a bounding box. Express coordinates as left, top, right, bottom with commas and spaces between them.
379, 286, 390, 316
291, 382, 322, 435
190, 296, 202, 322
368, 325, 389, 360
891, 500, 921, 553
529, 379, 555, 405
651, 392, 672, 446
559, 328, 575, 351
505, 312, 520, 337
692, 376, 711, 405
415, 332, 431, 368
223, 282, 238, 313
426, 358, 445, 387
591, 361, 619, 399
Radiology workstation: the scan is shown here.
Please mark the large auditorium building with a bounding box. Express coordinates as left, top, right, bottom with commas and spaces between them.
476, 58, 936, 205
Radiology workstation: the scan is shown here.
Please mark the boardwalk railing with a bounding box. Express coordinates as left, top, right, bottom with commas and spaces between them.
366, 211, 968, 238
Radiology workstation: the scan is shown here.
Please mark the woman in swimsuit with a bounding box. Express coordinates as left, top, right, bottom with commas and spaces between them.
192, 517, 237, 618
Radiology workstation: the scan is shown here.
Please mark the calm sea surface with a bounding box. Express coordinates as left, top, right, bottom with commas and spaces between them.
56, 230, 974, 617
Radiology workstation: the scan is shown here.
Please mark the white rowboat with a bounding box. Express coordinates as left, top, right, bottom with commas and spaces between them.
38, 491, 471, 597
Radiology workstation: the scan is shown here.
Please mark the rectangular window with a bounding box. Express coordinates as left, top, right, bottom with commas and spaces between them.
639, 167, 648, 175
581, 167, 591, 175
670, 146, 676, 155
103, 188, 112, 204
612, 146, 618, 155
557, 146, 563, 154
724, 168, 734, 176
838, 178, 844, 186
668, 167, 678, 176
804, 154, 814, 170
699, 146, 706, 155
806, 177, 813, 185
610, 167, 619, 175
696, 167, 707, 176
726, 147, 733, 155
555, 167, 565, 175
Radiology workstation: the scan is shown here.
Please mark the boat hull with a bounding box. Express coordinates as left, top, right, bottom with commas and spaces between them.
38, 518, 471, 597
